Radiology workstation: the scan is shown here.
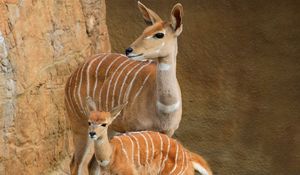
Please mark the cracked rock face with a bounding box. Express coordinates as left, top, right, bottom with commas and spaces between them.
0, 0, 110, 174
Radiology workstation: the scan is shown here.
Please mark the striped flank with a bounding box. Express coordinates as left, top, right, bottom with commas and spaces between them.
65, 54, 155, 118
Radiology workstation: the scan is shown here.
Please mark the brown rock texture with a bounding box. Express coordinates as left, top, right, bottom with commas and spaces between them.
0, 0, 109, 174
107, 0, 300, 174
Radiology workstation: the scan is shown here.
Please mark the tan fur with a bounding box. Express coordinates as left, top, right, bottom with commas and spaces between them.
143, 22, 167, 36
65, 2, 184, 174
88, 108, 212, 175
89, 111, 110, 123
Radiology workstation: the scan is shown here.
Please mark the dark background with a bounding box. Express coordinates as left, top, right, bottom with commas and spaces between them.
106, 0, 300, 174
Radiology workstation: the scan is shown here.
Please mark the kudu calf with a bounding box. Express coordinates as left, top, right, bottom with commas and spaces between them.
86, 98, 212, 175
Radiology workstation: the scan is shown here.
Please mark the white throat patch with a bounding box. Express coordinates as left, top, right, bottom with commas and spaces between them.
97, 159, 110, 167
157, 101, 180, 113
158, 63, 171, 71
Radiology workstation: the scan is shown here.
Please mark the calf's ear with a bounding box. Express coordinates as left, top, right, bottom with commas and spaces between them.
86, 96, 97, 113
110, 102, 128, 121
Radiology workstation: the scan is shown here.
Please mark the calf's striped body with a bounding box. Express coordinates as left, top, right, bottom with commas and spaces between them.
86, 107, 212, 175
105, 131, 212, 175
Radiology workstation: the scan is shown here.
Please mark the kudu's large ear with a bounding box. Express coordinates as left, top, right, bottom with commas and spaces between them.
170, 3, 183, 36
138, 1, 162, 25
109, 102, 128, 122
86, 96, 97, 112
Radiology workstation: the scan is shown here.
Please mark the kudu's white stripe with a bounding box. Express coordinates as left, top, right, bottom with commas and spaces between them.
157, 132, 164, 172
98, 56, 122, 109
73, 66, 83, 115
115, 137, 129, 161
118, 62, 144, 105
124, 61, 152, 103
86, 56, 101, 97
177, 147, 186, 175
105, 56, 122, 79
65, 97, 75, 118
132, 72, 151, 104
129, 133, 141, 167
169, 142, 179, 174
160, 135, 171, 174
92, 54, 109, 99
78, 61, 90, 115
144, 132, 155, 163
98, 85, 104, 110
124, 134, 135, 163
181, 150, 189, 175
138, 132, 149, 165
105, 59, 129, 111
111, 61, 136, 108
65, 87, 77, 117
66, 75, 77, 116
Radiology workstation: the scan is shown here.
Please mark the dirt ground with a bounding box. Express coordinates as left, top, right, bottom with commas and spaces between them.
107, 0, 300, 174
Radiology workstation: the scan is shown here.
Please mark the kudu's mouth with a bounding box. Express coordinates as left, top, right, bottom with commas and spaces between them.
127, 53, 145, 60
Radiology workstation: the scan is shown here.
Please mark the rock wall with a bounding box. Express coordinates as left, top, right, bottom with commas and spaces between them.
0, 0, 110, 174
107, 0, 300, 174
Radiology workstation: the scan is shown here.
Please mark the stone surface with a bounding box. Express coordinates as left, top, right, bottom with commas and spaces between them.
0, 0, 109, 174
107, 0, 300, 174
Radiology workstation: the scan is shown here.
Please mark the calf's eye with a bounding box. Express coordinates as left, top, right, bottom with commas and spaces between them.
101, 123, 107, 127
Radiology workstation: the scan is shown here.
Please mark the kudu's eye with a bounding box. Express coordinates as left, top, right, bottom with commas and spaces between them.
153, 33, 164, 39
101, 123, 107, 127
88, 122, 91, 126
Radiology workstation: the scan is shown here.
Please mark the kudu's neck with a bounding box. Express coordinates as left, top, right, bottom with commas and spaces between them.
156, 40, 181, 113
158, 40, 178, 71
93, 130, 113, 167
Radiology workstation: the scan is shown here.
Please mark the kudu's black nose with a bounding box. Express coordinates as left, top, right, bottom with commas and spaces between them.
125, 47, 133, 56
89, 132, 96, 138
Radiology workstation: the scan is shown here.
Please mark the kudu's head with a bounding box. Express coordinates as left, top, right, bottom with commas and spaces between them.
126, 1, 183, 61
86, 97, 127, 140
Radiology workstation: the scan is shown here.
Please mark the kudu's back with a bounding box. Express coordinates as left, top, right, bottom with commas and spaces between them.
65, 53, 156, 127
